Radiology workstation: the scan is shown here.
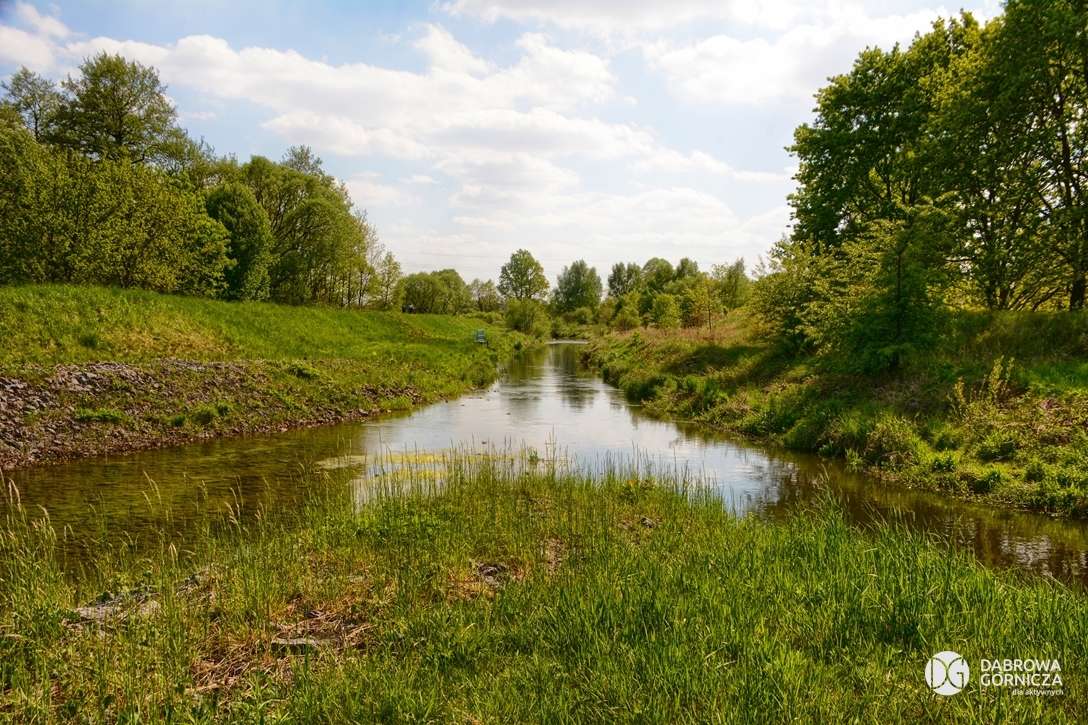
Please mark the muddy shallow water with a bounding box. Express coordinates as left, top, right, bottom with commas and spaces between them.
7, 342, 1088, 586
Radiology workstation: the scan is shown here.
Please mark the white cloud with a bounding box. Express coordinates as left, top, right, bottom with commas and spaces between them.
442, 0, 829, 35
346, 173, 416, 208
0, 24, 56, 70
414, 24, 492, 76
13, 2, 69, 39
644, 8, 955, 105
0, 9, 804, 280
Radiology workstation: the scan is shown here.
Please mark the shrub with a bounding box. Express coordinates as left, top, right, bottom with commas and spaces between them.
930, 453, 956, 472
863, 414, 922, 469
976, 431, 1017, 462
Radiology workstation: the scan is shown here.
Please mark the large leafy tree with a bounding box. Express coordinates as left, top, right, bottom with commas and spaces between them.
790, 16, 977, 251
1, 67, 61, 141
993, 0, 1088, 308
205, 183, 273, 301
50, 53, 188, 165
498, 249, 548, 301
928, 17, 1057, 310
552, 260, 602, 313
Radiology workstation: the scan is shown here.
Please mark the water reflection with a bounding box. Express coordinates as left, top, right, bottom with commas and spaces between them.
7, 342, 1088, 586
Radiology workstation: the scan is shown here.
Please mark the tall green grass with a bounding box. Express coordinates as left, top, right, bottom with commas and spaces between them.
0, 284, 505, 368
591, 312, 1088, 516
1, 453, 1083, 721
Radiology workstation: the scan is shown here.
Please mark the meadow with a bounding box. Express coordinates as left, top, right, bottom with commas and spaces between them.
0, 452, 1083, 721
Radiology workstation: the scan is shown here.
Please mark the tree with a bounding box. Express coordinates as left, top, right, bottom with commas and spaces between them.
675, 257, 700, 279
712, 259, 751, 311
399, 269, 470, 314
990, 0, 1088, 308
641, 258, 675, 292
1, 67, 60, 141
205, 183, 273, 300
373, 252, 403, 310
505, 299, 547, 335
650, 293, 681, 329
607, 262, 642, 298
552, 260, 603, 313
50, 53, 187, 165
469, 278, 502, 312
498, 249, 548, 301
789, 16, 976, 251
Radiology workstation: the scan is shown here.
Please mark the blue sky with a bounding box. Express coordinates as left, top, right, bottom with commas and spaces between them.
0, 0, 998, 282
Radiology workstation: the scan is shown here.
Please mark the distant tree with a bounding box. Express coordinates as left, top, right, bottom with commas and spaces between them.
641, 258, 675, 292
399, 269, 470, 314
651, 293, 681, 329
469, 278, 502, 312
50, 53, 188, 165
553, 259, 602, 313
504, 298, 547, 335
689, 277, 721, 334
712, 259, 751, 311
1, 67, 60, 140
282, 145, 327, 178
675, 257, 700, 279
205, 183, 273, 300
607, 262, 642, 298
373, 252, 403, 310
498, 249, 548, 301
612, 292, 642, 331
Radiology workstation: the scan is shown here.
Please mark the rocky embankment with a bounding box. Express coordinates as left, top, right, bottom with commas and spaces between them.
0, 360, 424, 469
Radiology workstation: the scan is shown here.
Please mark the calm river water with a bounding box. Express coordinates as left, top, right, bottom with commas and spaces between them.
7, 342, 1088, 585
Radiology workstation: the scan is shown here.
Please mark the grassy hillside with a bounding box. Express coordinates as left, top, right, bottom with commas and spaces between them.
2, 454, 1082, 720
0, 285, 520, 468
589, 311, 1088, 516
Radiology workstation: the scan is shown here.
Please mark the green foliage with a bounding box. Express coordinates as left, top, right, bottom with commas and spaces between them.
771, 1, 1088, 370
607, 262, 641, 298
398, 269, 471, 314
205, 183, 272, 301
0, 59, 398, 310
552, 259, 602, 313
49, 53, 187, 166
504, 299, 548, 336
468, 278, 501, 312
650, 293, 681, 329
498, 249, 548, 302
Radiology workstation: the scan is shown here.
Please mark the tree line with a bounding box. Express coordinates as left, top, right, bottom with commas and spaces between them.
754, 1, 1088, 371
1, 54, 399, 307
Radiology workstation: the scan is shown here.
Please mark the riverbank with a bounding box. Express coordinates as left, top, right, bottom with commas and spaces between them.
587, 312, 1088, 516
1, 453, 1082, 720
0, 285, 521, 469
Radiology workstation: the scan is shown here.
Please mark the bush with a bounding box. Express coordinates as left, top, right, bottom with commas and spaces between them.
505, 300, 548, 337
863, 414, 922, 469
976, 431, 1017, 462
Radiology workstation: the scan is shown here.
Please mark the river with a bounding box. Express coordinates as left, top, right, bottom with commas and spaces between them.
7, 342, 1088, 586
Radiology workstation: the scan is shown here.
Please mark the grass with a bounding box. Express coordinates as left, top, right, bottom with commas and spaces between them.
0, 452, 1084, 721
0, 284, 515, 368
0, 285, 523, 467
588, 310, 1088, 516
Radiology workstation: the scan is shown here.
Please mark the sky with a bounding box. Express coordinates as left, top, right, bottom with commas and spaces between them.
0, 0, 999, 283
